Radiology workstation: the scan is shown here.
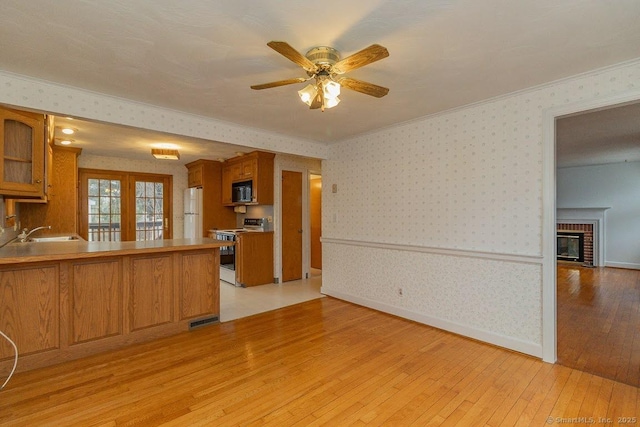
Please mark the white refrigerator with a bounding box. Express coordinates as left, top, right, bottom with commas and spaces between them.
183, 188, 203, 238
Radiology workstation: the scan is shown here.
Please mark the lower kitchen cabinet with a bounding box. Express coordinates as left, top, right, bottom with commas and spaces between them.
129, 254, 173, 331
70, 259, 122, 344
0, 264, 60, 358
236, 232, 274, 287
0, 245, 220, 373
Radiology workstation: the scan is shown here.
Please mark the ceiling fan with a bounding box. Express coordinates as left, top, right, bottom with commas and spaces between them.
250, 41, 390, 111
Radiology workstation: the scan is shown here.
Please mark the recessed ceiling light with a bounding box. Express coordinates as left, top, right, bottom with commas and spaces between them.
61, 128, 75, 135
59, 140, 73, 145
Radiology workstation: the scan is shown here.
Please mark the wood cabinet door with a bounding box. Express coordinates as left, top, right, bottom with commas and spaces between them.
240, 159, 256, 178
0, 265, 59, 358
0, 108, 45, 197
187, 164, 203, 188
221, 165, 233, 205
180, 250, 218, 319
129, 254, 174, 331
70, 259, 122, 344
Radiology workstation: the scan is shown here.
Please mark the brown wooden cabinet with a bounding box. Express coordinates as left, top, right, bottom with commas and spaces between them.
69, 258, 122, 344
0, 244, 221, 373
185, 159, 236, 234
187, 162, 204, 188
19, 145, 82, 234
235, 232, 274, 287
0, 263, 60, 358
0, 107, 46, 198
222, 151, 274, 206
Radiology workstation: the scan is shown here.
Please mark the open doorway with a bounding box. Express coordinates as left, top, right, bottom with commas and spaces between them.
554, 101, 640, 387
310, 174, 322, 275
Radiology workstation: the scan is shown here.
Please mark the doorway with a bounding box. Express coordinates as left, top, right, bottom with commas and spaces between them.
281, 170, 302, 282
310, 174, 322, 271
549, 97, 640, 384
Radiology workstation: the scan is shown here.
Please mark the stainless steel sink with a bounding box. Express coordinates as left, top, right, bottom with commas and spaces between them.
28, 235, 80, 242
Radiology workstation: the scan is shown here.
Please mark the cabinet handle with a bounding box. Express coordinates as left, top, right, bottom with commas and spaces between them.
35, 179, 42, 184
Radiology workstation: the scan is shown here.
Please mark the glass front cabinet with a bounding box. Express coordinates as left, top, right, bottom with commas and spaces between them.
0, 107, 46, 198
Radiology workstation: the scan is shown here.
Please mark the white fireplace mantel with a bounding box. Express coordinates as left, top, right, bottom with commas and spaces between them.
556, 207, 609, 266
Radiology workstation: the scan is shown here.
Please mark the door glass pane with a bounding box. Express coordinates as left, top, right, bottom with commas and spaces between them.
87, 178, 122, 242
135, 180, 164, 241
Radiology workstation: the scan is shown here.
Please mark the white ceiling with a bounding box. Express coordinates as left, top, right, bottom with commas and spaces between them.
1, 0, 639, 165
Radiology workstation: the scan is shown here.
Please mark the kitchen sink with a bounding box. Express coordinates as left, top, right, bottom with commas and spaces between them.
28, 235, 81, 242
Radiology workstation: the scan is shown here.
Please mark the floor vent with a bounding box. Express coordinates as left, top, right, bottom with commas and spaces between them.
189, 315, 219, 330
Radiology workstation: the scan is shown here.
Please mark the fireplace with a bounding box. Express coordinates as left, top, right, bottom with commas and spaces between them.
556, 223, 593, 265
557, 208, 608, 267
557, 231, 584, 262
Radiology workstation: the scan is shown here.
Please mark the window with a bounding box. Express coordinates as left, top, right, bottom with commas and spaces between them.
79, 169, 172, 242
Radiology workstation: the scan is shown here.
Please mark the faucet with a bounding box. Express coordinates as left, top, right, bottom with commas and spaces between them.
17, 225, 51, 242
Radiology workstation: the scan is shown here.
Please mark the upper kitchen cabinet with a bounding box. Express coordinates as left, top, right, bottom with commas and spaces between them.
0, 107, 47, 198
222, 151, 274, 206
185, 159, 236, 233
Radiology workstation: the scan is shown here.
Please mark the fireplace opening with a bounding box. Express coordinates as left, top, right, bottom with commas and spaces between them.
557, 231, 584, 262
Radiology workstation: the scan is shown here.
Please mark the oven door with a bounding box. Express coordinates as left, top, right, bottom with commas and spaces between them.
215, 232, 236, 271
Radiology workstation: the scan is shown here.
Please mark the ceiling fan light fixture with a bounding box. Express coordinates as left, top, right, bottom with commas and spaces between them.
323, 80, 341, 98
253, 41, 389, 111
324, 96, 340, 109
298, 84, 318, 106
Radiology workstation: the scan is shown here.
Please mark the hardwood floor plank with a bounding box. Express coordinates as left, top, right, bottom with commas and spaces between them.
558, 265, 640, 387
0, 297, 636, 425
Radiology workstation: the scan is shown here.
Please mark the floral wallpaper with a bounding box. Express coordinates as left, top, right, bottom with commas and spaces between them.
321, 59, 640, 356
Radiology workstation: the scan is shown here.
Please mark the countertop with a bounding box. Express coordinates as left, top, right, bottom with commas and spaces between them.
0, 238, 229, 265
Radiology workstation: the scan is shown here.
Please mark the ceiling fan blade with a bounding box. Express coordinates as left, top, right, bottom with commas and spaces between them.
332, 44, 389, 74
250, 77, 308, 90
267, 41, 317, 73
338, 77, 389, 98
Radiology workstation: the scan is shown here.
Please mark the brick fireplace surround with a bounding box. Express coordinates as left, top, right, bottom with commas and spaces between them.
557, 223, 594, 266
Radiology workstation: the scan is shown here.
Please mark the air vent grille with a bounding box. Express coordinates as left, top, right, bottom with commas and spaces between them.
189, 315, 219, 330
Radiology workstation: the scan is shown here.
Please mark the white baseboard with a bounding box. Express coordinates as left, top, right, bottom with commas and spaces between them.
605, 261, 640, 270
321, 287, 543, 359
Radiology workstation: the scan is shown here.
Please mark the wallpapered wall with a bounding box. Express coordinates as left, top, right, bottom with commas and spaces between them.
321, 60, 640, 357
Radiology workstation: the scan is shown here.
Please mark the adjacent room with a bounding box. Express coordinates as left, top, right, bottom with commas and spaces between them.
555, 102, 640, 387
0, 1, 639, 424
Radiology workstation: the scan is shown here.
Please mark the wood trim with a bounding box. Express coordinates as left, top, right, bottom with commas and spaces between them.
541, 88, 640, 364
321, 237, 543, 265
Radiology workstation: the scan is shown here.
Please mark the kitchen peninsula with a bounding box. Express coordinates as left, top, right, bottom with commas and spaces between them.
0, 238, 226, 373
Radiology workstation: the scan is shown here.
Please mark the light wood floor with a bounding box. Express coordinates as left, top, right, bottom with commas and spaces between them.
1, 297, 638, 426
558, 264, 640, 388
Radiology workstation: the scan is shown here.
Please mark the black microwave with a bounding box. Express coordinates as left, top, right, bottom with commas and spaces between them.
232, 180, 253, 203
